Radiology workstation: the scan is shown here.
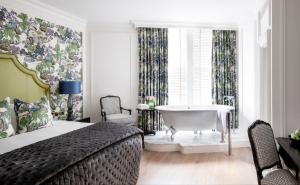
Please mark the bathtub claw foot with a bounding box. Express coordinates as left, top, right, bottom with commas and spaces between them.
221, 131, 225, 143
171, 135, 174, 141
170, 126, 177, 140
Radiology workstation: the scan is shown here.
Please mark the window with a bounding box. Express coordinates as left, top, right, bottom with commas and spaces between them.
168, 28, 212, 105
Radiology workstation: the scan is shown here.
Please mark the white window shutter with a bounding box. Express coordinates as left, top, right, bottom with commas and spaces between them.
168, 28, 212, 105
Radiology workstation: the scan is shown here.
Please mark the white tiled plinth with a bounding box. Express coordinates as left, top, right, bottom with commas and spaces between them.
144, 130, 249, 154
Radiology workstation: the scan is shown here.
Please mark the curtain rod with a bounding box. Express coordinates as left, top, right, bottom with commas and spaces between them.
131, 20, 240, 30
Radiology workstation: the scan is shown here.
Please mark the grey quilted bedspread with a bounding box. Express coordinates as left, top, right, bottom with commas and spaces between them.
0, 122, 143, 185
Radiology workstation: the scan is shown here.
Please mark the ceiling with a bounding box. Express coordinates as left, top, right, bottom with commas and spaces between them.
32, 0, 263, 24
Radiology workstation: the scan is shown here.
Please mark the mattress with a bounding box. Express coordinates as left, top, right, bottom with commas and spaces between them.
0, 120, 94, 154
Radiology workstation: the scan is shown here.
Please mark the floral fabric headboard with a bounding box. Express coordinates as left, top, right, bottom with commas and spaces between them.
0, 53, 50, 102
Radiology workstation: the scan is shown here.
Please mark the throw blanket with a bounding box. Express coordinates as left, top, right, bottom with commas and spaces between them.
0, 123, 143, 185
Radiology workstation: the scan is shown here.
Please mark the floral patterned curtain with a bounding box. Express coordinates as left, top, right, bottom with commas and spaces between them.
137, 27, 168, 130
212, 30, 239, 128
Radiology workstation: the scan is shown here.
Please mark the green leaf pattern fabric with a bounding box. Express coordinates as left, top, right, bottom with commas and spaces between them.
14, 96, 53, 133
0, 97, 14, 139
137, 27, 168, 130
212, 30, 239, 128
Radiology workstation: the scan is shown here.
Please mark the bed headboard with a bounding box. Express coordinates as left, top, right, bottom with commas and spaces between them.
0, 53, 50, 102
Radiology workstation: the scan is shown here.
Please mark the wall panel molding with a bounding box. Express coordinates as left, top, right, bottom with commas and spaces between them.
87, 22, 133, 33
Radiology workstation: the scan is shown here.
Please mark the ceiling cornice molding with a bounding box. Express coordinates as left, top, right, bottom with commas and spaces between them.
86, 20, 242, 33
131, 20, 240, 30
26, 0, 87, 23
1, 0, 87, 31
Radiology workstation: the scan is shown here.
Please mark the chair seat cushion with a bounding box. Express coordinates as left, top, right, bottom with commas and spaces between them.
106, 114, 134, 125
262, 169, 299, 185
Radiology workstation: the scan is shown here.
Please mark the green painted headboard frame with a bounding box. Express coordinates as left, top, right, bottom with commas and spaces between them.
0, 53, 50, 102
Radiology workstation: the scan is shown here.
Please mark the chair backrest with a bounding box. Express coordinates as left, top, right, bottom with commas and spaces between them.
100, 95, 121, 115
248, 120, 282, 180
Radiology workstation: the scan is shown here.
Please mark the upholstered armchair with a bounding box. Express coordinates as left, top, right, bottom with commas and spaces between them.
100, 95, 134, 125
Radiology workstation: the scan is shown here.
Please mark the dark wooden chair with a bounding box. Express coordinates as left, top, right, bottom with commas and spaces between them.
248, 120, 299, 185
100, 95, 134, 125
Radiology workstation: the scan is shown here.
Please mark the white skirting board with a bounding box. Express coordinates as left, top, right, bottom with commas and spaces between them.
144, 130, 250, 154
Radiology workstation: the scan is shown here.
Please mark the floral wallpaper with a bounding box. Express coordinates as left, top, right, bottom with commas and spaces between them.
0, 6, 83, 119
212, 30, 238, 128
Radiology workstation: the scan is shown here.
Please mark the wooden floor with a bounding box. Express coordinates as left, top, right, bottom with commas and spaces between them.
137, 148, 257, 185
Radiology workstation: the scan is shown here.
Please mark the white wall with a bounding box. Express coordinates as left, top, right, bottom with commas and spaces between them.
89, 23, 260, 131
257, 0, 272, 123
35, 0, 259, 25
254, 0, 287, 137
86, 4, 260, 129
84, 0, 259, 123
239, 21, 260, 134
88, 0, 300, 137
285, 0, 300, 134
15, 0, 260, 127
89, 26, 138, 122
245, 0, 300, 137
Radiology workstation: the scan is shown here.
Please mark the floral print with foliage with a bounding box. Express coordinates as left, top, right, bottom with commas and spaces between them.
0, 6, 83, 119
0, 97, 14, 138
14, 96, 53, 133
212, 30, 238, 128
137, 28, 168, 130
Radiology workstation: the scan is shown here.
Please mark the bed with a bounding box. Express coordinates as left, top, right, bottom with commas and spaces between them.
0, 53, 143, 185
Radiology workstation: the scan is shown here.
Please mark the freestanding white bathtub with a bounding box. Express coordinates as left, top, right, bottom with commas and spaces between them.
155, 105, 234, 140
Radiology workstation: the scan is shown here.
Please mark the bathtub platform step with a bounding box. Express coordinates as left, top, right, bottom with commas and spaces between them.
144, 130, 249, 154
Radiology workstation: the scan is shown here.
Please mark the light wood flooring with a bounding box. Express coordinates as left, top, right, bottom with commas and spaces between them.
137, 148, 257, 185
